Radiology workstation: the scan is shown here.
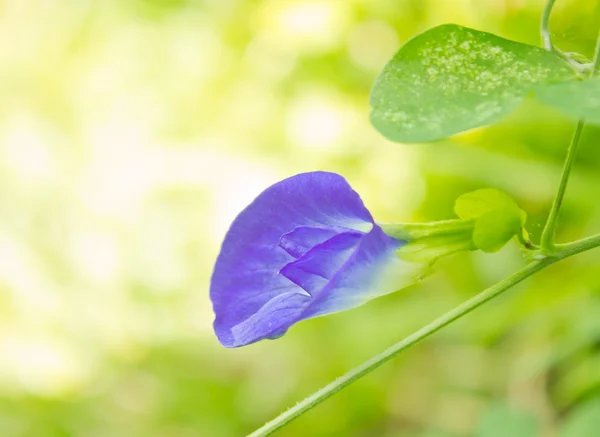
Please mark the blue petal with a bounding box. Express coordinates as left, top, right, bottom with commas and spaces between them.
300, 226, 408, 319
230, 292, 310, 344
279, 231, 363, 295
210, 171, 407, 348
279, 226, 342, 259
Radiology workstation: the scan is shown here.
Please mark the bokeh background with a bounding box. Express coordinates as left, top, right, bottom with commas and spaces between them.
1, 0, 599, 436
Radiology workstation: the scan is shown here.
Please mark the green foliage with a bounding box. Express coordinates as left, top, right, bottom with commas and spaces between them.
3, 1, 600, 437
473, 399, 600, 437
536, 77, 600, 123
559, 399, 600, 437
475, 405, 539, 437
370, 24, 577, 143
454, 189, 526, 252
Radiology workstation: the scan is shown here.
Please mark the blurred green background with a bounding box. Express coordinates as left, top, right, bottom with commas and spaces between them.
0, 0, 599, 436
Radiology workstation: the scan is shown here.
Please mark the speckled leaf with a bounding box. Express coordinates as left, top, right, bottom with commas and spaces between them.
370, 24, 577, 143
535, 77, 600, 124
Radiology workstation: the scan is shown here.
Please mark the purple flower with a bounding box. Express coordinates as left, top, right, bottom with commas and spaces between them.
210, 171, 414, 348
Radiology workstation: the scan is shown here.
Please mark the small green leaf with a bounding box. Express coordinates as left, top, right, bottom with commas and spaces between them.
475, 405, 539, 437
455, 188, 521, 220
455, 189, 526, 253
560, 399, 600, 437
370, 24, 577, 143
535, 77, 600, 124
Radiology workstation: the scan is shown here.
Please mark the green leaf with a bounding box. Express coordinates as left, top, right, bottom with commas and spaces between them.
475, 405, 539, 437
370, 24, 577, 143
535, 77, 600, 124
455, 189, 526, 253
455, 188, 521, 220
560, 399, 600, 437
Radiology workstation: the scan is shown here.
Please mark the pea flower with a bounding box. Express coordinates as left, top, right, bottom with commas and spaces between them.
210, 171, 424, 348
210, 172, 528, 348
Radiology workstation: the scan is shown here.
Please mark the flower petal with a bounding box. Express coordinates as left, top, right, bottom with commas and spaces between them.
230, 292, 310, 346
302, 226, 412, 319
279, 231, 363, 295
279, 226, 343, 259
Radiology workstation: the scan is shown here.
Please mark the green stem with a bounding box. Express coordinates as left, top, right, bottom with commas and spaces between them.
379, 219, 475, 240
555, 233, 600, 259
541, 0, 557, 50
247, 236, 600, 437
249, 268, 535, 435
539, 121, 584, 250
540, 29, 600, 251
593, 23, 600, 75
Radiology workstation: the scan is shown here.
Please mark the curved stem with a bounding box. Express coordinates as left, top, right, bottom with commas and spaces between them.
541, 0, 557, 50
